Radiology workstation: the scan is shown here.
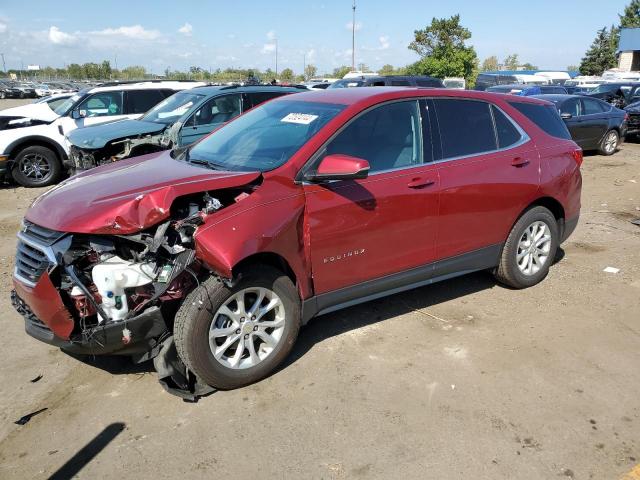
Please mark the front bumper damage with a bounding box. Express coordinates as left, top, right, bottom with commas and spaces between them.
10, 216, 221, 400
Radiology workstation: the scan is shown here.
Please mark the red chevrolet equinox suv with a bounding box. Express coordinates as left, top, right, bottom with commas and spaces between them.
11, 88, 582, 395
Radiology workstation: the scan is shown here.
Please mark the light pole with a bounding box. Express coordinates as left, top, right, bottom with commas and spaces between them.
275, 38, 278, 79
303, 53, 306, 81
352, 0, 356, 72
0, 53, 5, 74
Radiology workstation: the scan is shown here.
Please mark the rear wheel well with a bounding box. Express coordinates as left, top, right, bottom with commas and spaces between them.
528, 197, 565, 223
232, 253, 297, 288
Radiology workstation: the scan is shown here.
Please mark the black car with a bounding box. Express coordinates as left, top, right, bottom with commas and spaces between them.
624, 101, 640, 138
586, 82, 640, 108
0, 81, 22, 99
474, 73, 519, 91
329, 75, 444, 88
486, 84, 568, 95
534, 94, 627, 155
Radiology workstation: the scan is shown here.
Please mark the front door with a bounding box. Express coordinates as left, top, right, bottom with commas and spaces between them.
303, 99, 440, 294
180, 94, 242, 146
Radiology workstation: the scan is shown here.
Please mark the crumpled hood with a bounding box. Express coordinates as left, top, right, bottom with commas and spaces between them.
67, 119, 166, 149
0, 102, 58, 122
26, 150, 260, 234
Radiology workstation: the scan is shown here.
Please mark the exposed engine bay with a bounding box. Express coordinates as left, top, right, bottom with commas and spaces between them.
12, 185, 257, 399
68, 123, 180, 173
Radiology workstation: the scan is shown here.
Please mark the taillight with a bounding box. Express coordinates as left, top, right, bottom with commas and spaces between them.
571, 148, 583, 167
625, 113, 630, 122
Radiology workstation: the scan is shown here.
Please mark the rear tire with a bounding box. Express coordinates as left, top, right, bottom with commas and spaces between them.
494, 206, 559, 289
12, 146, 62, 187
599, 130, 619, 156
174, 267, 301, 390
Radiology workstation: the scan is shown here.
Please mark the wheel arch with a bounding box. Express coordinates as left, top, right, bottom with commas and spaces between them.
512, 196, 566, 240
6, 135, 67, 163
232, 252, 298, 291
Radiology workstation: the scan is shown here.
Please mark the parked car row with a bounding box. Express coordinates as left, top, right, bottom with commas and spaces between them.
10, 86, 583, 396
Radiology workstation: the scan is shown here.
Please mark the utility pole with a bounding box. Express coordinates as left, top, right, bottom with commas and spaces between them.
275, 38, 278, 79
0, 53, 5, 74
303, 53, 306, 80
352, 0, 356, 72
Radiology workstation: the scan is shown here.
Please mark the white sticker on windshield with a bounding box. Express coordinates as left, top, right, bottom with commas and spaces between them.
281, 113, 318, 125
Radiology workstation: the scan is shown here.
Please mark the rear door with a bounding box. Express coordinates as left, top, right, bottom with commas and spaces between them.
180, 93, 242, 145
433, 98, 540, 261
579, 98, 610, 147
303, 99, 440, 294
124, 89, 166, 116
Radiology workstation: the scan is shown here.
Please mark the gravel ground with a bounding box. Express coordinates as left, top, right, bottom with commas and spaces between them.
0, 99, 638, 479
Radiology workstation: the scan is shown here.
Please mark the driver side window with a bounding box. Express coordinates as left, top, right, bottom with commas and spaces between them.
189, 94, 241, 127
322, 100, 424, 174
77, 91, 123, 117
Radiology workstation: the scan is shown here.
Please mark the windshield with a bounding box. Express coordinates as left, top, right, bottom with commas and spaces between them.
51, 93, 82, 115
329, 79, 365, 88
187, 100, 345, 172
591, 84, 619, 94
142, 91, 205, 124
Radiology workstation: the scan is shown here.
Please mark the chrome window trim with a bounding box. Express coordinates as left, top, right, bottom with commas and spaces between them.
297, 96, 531, 183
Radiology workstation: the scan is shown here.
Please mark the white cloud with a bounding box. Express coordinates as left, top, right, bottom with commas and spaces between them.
48, 26, 77, 45
178, 23, 192, 36
379, 35, 390, 50
306, 49, 316, 61
0, 22, 7, 34
261, 43, 276, 54
91, 25, 160, 40
345, 22, 362, 31
266, 30, 276, 41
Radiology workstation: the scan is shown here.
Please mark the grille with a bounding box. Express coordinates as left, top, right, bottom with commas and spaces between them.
14, 221, 64, 285
11, 290, 53, 338
15, 241, 50, 284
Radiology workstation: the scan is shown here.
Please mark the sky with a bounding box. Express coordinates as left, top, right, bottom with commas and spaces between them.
0, 0, 630, 74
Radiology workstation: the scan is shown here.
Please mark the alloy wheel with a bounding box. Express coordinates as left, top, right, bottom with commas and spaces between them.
19, 153, 51, 180
209, 287, 286, 369
603, 131, 618, 154
516, 221, 552, 276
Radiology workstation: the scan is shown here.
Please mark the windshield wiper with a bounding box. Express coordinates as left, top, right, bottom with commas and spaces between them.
187, 157, 219, 170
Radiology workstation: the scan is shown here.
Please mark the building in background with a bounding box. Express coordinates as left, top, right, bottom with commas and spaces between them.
618, 28, 640, 72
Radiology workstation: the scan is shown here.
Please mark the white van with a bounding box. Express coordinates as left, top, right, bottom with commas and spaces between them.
532, 72, 572, 85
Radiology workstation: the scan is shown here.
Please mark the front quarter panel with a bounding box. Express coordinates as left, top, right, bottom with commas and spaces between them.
193, 181, 313, 299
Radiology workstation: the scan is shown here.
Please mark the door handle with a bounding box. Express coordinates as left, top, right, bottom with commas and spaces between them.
511, 157, 530, 167
407, 177, 436, 189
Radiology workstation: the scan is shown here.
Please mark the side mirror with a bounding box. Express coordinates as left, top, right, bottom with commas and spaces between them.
305, 154, 370, 182
71, 109, 86, 120
560, 112, 573, 120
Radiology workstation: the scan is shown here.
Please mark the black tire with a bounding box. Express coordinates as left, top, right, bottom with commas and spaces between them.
494, 206, 559, 289
19, 91, 25, 99
12, 145, 62, 187
599, 129, 619, 156
174, 266, 301, 390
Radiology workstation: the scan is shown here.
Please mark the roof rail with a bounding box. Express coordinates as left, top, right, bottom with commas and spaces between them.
218, 83, 309, 91
97, 79, 206, 87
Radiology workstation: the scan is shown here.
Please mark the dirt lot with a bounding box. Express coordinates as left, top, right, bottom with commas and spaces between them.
0, 99, 638, 479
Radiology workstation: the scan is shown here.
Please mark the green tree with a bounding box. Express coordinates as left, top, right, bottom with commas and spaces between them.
100, 60, 112, 79
67, 63, 83, 79
620, 0, 640, 27
304, 64, 318, 80
503, 54, 520, 70
521, 62, 538, 70
378, 64, 396, 75
279, 68, 294, 82
406, 15, 479, 87
579, 27, 618, 75
567, 65, 579, 72
481, 56, 499, 71
332, 65, 351, 78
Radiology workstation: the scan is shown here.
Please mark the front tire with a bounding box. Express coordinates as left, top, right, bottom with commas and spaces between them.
174, 267, 301, 390
600, 130, 619, 156
494, 206, 559, 289
12, 145, 62, 187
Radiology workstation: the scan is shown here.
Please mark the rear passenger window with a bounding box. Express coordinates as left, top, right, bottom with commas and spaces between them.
391, 80, 411, 86
491, 105, 522, 148
416, 79, 440, 87
324, 100, 425, 172
244, 91, 288, 110
509, 102, 571, 140
126, 90, 165, 114
581, 99, 605, 115
433, 99, 496, 158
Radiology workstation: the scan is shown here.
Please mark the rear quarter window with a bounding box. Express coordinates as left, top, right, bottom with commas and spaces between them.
509, 102, 571, 140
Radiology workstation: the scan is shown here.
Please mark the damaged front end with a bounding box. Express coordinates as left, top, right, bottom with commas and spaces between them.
67, 123, 180, 175
11, 187, 251, 398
